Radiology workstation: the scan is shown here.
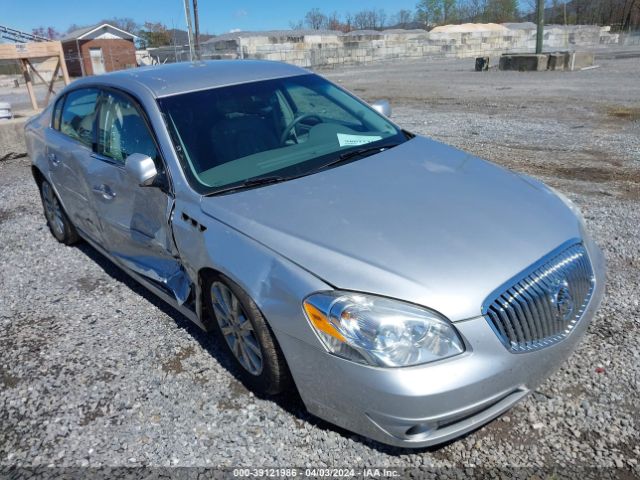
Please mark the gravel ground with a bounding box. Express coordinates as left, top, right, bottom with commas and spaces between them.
1, 55, 639, 476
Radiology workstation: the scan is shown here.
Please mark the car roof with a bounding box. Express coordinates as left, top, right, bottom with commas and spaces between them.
71, 60, 310, 98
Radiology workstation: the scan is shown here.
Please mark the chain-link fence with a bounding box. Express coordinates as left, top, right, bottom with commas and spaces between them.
619, 31, 640, 45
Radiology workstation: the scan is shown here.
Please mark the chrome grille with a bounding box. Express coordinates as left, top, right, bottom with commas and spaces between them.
484, 243, 595, 353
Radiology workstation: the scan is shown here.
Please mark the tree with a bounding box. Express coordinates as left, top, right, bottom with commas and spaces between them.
305, 8, 328, 29
138, 22, 171, 48
352, 9, 387, 29
66, 18, 137, 35
66, 24, 82, 33
394, 9, 415, 27
443, 0, 459, 22
32, 26, 60, 39
100, 17, 138, 34
483, 0, 518, 22
327, 11, 343, 30
344, 12, 354, 31
289, 19, 304, 30
548, 0, 566, 24
353, 11, 369, 29
416, 0, 444, 25
377, 9, 388, 28
457, 0, 487, 22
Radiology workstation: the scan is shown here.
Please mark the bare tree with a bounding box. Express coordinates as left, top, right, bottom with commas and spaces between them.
394, 9, 415, 27
305, 8, 328, 29
289, 19, 304, 30
32, 26, 60, 39
344, 12, 354, 31
377, 9, 388, 28
352, 9, 387, 29
353, 11, 369, 29
100, 17, 138, 33
66, 17, 137, 35
327, 11, 343, 30
289, 0, 639, 35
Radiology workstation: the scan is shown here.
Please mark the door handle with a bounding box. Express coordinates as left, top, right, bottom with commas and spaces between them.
92, 184, 116, 200
48, 152, 60, 166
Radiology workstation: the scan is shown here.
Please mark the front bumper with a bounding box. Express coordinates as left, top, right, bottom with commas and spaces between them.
277, 241, 605, 448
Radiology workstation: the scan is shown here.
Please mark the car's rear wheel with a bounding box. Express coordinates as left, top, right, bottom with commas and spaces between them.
204, 273, 291, 395
40, 180, 79, 245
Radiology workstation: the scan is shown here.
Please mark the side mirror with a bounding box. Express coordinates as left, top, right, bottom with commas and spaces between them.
125, 153, 157, 187
371, 99, 392, 118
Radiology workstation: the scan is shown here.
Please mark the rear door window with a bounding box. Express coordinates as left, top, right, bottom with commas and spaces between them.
59, 88, 99, 148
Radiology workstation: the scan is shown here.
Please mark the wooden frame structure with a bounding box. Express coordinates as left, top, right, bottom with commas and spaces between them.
0, 41, 70, 111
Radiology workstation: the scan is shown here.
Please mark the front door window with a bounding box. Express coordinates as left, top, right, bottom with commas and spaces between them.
96, 91, 159, 164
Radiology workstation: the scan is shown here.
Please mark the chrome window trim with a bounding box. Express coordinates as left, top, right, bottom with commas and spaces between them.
89, 152, 126, 169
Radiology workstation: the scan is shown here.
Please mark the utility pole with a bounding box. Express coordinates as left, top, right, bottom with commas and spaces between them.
183, 0, 195, 62
193, 0, 201, 60
536, 0, 545, 54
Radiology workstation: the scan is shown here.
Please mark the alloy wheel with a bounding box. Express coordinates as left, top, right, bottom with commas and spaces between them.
42, 182, 65, 237
211, 281, 264, 375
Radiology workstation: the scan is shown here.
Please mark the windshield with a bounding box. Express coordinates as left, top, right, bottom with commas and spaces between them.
157, 73, 406, 194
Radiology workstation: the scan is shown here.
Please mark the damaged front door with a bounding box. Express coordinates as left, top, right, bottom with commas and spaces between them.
87, 88, 191, 304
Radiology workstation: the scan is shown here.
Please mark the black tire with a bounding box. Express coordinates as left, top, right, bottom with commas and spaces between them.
40, 180, 79, 245
204, 272, 292, 395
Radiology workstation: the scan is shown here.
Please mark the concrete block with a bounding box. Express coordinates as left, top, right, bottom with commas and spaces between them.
304, 35, 322, 44
566, 52, 595, 70
499, 53, 548, 71
0, 117, 27, 157
547, 52, 568, 70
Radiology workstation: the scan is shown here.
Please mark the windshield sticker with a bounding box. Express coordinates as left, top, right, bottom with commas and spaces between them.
337, 133, 382, 147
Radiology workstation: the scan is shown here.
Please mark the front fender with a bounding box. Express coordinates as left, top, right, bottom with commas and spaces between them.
171, 198, 331, 348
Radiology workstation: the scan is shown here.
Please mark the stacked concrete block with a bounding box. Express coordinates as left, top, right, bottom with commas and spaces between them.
197, 24, 618, 69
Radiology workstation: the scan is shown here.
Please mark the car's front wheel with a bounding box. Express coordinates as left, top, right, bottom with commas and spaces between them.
40, 180, 79, 245
204, 273, 291, 395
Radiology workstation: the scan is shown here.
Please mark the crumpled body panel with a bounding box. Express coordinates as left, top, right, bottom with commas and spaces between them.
111, 253, 191, 305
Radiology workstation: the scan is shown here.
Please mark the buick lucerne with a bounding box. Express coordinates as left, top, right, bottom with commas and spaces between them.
25, 60, 605, 448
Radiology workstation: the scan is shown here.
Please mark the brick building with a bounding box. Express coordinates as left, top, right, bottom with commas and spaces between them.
61, 23, 137, 77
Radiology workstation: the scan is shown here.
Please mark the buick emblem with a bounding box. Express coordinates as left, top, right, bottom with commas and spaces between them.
548, 279, 574, 322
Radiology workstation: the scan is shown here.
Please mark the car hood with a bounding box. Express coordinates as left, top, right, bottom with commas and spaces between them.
200, 136, 581, 321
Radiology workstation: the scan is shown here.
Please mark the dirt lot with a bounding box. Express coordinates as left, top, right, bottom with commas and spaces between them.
1, 56, 639, 475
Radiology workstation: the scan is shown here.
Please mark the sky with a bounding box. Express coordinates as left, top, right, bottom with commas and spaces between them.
4, 0, 421, 36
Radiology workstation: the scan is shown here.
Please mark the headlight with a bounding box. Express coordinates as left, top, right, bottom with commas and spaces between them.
303, 292, 465, 367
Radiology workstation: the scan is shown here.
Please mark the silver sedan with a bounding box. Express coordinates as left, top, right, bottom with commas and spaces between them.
25, 60, 605, 448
